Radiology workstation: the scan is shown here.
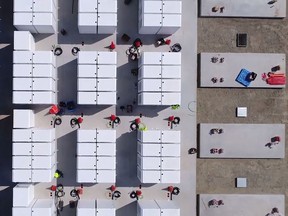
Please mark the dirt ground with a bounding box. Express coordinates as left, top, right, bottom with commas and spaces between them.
197, 17, 288, 213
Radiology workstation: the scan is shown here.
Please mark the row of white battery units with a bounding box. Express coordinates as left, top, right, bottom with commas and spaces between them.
137, 200, 180, 216
13, 165, 56, 182
140, 0, 182, 14
77, 169, 116, 183
78, 65, 116, 78
78, 92, 116, 105
78, 51, 117, 65
137, 142, 180, 157
138, 65, 181, 80
13, 0, 57, 33
137, 167, 180, 183
138, 92, 181, 105
78, 142, 116, 156
14, 51, 56, 65
137, 155, 180, 170
138, 79, 181, 92
13, 129, 55, 142
13, 78, 55, 91
13, 91, 56, 104
14, 64, 56, 78
77, 200, 115, 216
138, 52, 181, 67
78, 130, 116, 143
137, 130, 181, 143
13, 199, 56, 216
78, 0, 117, 13
78, 78, 116, 92
13, 154, 56, 169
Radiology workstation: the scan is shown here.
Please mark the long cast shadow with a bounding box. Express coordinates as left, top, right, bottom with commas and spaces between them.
116, 201, 137, 216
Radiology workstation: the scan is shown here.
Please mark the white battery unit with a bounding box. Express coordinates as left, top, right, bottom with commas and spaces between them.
14, 0, 33, 12
97, 13, 117, 34
13, 109, 35, 128
138, 79, 162, 92
161, 52, 181, 65
161, 65, 181, 78
161, 79, 181, 92
139, 14, 162, 35
78, 78, 97, 91
78, 91, 97, 104
137, 156, 161, 170
13, 64, 33, 77
32, 78, 55, 91
13, 51, 33, 64
32, 155, 55, 169
161, 144, 180, 157
162, 1, 182, 14
137, 142, 161, 156
31, 168, 55, 182
14, 31, 35, 51
13, 142, 55, 156
138, 93, 162, 105
161, 130, 181, 143
32, 129, 55, 142
12, 169, 32, 182
96, 143, 116, 156
77, 143, 97, 156
137, 200, 161, 216
138, 130, 162, 143
13, 143, 32, 156
161, 157, 180, 170
33, 0, 56, 13
78, 65, 117, 78
78, 65, 97, 77
161, 170, 180, 183
78, 0, 98, 13
142, 1, 162, 13
161, 92, 181, 105
13, 156, 32, 169
32, 91, 56, 104
13, 78, 33, 90
77, 156, 97, 169
97, 65, 117, 78
13, 184, 35, 207
78, 13, 98, 34
78, 129, 97, 142
97, 130, 116, 143
155, 200, 180, 216
13, 205, 33, 216
96, 200, 116, 216
13, 129, 33, 142
96, 170, 116, 183
77, 169, 97, 183
138, 66, 162, 80
139, 52, 162, 67
97, 0, 117, 13
96, 156, 116, 169
13, 13, 37, 33
78, 51, 98, 64
137, 168, 161, 183
33, 13, 56, 33
32, 51, 55, 65
157, 14, 181, 35
77, 200, 96, 216
32, 199, 55, 216
97, 92, 116, 105
32, 64, 56, 78
97, 79, 116, 91
97, 52, 117, 65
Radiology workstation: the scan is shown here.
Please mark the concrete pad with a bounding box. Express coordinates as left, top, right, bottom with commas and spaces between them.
200, 123, 285, 158
200, 53, 286, 88
199, 194, 285, 216
200, 0, 286, 18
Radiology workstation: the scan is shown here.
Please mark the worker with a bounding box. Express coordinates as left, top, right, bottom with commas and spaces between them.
133, 38, 143, 48
110, 41, 116, 50
54, 170, 63, 178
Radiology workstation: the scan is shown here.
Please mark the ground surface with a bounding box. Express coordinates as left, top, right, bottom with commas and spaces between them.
197, 16, 288, 213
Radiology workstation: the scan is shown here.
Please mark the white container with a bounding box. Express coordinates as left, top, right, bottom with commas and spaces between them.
14, 31, 35, 51
138, 130, 162, 143
77, 200, 96, 216
137, 156, 161, 170
32, 168, 55, 182
96, 170, 116, 183
78, 91, 97, 104
138, 79, 161, 92
14, 0, 33, 12
138, 66, 161, 80
32, 129, 55, 142
139, 14, 161, 35
161, 79, 181, 92
33, 64, 56, 78
77, 143, 97, 156
13, 51, 33, 64
97, 129, 116, 143
155, 200, 180, 216
137, 200, 160, 216
33, 13, 56, 33
138, 92, 162, 105
161, 144, 180, 157
13, 78, 33, 90
77, 170, 96, 183
78, 129, 97, 142
78, 13, 98, 34
97, 92, 116, 104
32, 155, 55, 169
13, 205, 33, 216
32, 91, 55, 104
13, 64, 33, 77
96, 200, 116, 216
33, 0, 56, 13
78, 78, 97, 91
12, 169, 32, 182
161, 65, 181, 78
78, 51, 98, 64
137, 168, 161, 183
97, 52, 117, 65
157, 14, 181, 35
161, 170, 180, 183
137, 142, 161, 156
14, 13, 37, 33
97, 79, 116, 91
13, 142, 55, 156
139, 52, 162, 67
161, 52, 181, 65
96, 156, 116, 169
13, 129, 33, 142
13, 184, 35, 207
78, 65, 97, 77
97, 65, 117, 78
161, 92, 181, 105
32, 199, 55, 216
97, 13, 117, 34
13, 143, 32, 155
97, 0, 117, 13
162, 1, 182, 14
77, 156, 97, 169
142, 1, 162, 13
97, 143, 116, 156
32, 78, 55, 91
161, 157, 180, 170
78, 0, 98, 13
161, 130, 181, 143
13, 156, 32, 169
33, 51, 55, 65
13, 109, 35, 128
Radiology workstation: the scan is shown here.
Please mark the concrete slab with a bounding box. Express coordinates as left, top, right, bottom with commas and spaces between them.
200, 123, 285, 158
200, 53, 286, 88
200, 0, 286, 18
199, 194, 285, 216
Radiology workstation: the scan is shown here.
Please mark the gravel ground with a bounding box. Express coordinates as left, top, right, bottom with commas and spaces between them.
197, 16, 288, 213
